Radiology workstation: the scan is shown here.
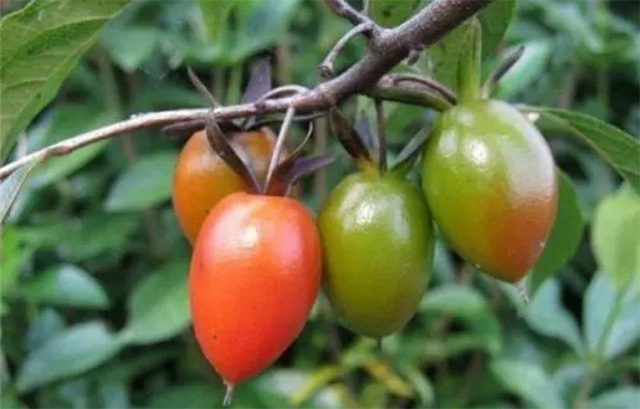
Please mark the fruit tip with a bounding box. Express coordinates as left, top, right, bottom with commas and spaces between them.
222, 380, 235, 407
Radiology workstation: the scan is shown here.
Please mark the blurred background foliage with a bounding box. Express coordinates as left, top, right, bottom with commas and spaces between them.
1, 0, 639, 408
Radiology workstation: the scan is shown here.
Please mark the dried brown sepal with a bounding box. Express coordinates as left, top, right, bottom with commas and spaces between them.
264, 122, 315, 195
329, 107, 374, 164
482, 45, 525, 97
241, 59, 273, 104
204, 114, 260, 193
187, 68, 220, 108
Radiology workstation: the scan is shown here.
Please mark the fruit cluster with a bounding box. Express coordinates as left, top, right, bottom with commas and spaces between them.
171, 51, 557, 402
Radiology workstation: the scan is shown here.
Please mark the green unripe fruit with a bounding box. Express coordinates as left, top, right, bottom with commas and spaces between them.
319, 170, 434, 338
422, 99, 557, 282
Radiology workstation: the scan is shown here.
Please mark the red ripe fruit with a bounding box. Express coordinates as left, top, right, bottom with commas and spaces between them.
189, 192, 321, 388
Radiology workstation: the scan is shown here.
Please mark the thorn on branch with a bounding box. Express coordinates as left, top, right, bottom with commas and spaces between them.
320, 23, 376, 78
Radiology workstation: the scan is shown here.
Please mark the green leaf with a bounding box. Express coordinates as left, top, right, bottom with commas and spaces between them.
583, 272, 640, 360
477, 0, 516, 58
146, 382, 222, 409
427, 21, 474, 90
529, 171, 585, 292
198, 0, 236, 44
21, 265, 109, 309
592, 184, 640, 289
105, 152, 177, 212
123, 260, 190, 345
102, 26, 159, 72
26, 309, 66, 352
0, 0, 131, 161
496, 41, 552, 99
490, 359, 563, 408
16, 321, 123, 392
228, 0, 299, 63
0, 154, 44, 223
369, 0, 421, 27
29, 105, 118, 187
20, 212, 139, 261
589, 387, 640, 409
525, 279, 583, 355
530, 107, 640, 194
420, 285, 502, 355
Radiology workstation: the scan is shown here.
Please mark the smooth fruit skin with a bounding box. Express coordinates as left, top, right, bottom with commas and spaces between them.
319, 171, 434, 338
189, 192, 321, 384
172, 129, 276, 243
422, 99, 557, 282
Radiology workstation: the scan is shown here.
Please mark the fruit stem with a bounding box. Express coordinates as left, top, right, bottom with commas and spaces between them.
457, 18, 482, 104
223, 380, 235, 407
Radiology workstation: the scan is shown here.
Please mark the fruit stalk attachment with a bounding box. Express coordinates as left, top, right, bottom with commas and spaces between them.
457, 18, 482, 103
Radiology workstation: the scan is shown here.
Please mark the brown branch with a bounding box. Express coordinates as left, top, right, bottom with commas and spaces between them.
0, 0, 492, 180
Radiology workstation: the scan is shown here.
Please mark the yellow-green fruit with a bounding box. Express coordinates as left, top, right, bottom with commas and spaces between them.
422, 99, 557, 282
319, 171, 434, 338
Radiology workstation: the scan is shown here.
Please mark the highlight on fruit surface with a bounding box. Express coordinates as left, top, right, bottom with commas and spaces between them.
422, 99, 557, 283
319, 107, 434, 339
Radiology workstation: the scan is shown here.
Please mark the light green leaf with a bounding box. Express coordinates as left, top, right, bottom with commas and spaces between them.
0, 0, 131, 160
102, 26, 159, 72
26, 308, 66, 352
583, 272, 640, 360
529, 171, 585, 292
531, 107, 640, 194
0, 153, 45, 223
30, 105, 118, 187
490, 359, 563, 408
525, 279, 583, 355
105, 152, 177, 212
592, 184, 640, 289
590, 387, 640, 409
124, 260, 190, 344
21, 265, 109, 309
198, 0, 236, 44
420, 285, 502, 355
496, 41, 552, 99
16, 321, 123, 392
477, 0, 516, 58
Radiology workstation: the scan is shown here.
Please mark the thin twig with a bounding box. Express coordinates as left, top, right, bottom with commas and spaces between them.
319, 23, 375, 78
0, 0, 492, 180
324, 0, 373, 26
481, 45, 525, 97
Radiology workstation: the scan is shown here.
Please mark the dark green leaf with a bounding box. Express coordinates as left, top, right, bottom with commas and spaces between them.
26, 309, 66, 352
592, 184, 640, 289
198, 0, 236, 44
146, 382, 222, 409
21, 265, 109, 309
123, 260, 190, 345
105, 152, 177, 211
0, 0, 131, 160
427, 21, 473, 90
529, 171, 584, 292
16, 321, 124, 392
530, 107, 640, 194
